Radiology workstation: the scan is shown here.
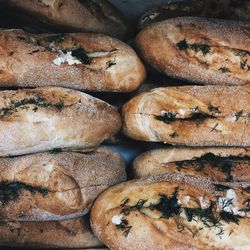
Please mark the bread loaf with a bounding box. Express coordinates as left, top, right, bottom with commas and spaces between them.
136, 17, 250, 85
0, 87, 121, 156
122, 86, 250, 146
91, 173, 250, 249
0, 147, 126, 221
1, 0, 128, 39
133, 147, 250, 181
138, 0, 250, 29
0, 216, 103, 248
0, 29, 146, 92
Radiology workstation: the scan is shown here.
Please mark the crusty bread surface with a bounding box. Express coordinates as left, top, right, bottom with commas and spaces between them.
122, 86, 250, 146
133, 147, 250, 182
136, 17, 250, 85
0, 147, 126, 221
0, 29, 146, 92
0, 87, 121, 156
91, 173, 250, 250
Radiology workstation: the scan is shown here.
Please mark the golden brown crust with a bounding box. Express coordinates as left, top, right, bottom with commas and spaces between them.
133, 147, 250, 182
0, 29, 146, 92
0, 147, 126, 221
138, 0, 250, 29
122, 86, 250, 146
91, 174, 250, 250
0, 216, 103, 248
2, 0, 129, 39
0, 87, 121, 156
136, 17, 250, 85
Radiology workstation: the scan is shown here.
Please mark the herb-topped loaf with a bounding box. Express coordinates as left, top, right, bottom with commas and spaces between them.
0, 29, 146, 92
122, 86, 250, 146
91, 173, 250, 249
0, 87, 121, 156
136, 17, 250, 85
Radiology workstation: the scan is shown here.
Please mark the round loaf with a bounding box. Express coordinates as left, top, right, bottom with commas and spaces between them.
136, 17, 250, 85
133, 147, 250, 181
122, 86, 250, 146
1, 0, 128, 39
0, 87, 121, 156
0, 147, 126, 221
0, 216, 102, 248
91, 173, 250, 249
0, 29, 146, 92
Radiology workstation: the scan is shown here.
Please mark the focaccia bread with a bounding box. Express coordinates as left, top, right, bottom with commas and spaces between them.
0, 87, 121, 156
138, 0, 250, 29
0, 216, 103, 248
133, 147, 250, 181
136, 17, 250, 86
91, 173, 250, 250
122, 86, 250, 146
0, 147, 126, 221
0, 29, 146, 92
1, 0, 128, 39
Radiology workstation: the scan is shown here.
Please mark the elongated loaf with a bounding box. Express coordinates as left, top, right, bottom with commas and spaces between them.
1, 0, 128, 39
136, 17, 250, 85
0, 216, 102, 248
0, 147, 126, 221
0, 87, 121, 156
91, 173, 250, 250
122, 86, 250, 146
133, 147, 250, 182
0, 29, 146, 92
138, 0, 250, 29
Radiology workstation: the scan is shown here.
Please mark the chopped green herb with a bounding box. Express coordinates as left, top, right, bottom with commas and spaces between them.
116, 219, 132, 237
234, 110, 243, 121
176, 39, 210, 55
71, 48, 91, 64
170, 131, 178, 138
219, 67, 231, 73
106, 59, 116, 69
235, 49, 250, 57
210, 123, 219, 132
214, 184, 230, 191
208, 102, 220, 113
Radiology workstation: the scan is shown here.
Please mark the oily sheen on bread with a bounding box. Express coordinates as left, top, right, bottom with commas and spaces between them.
91, 173, 250, 250
0, 29, 146, 92
0, 216, 102, 248
136, 17, 250, 85
0, 87, 121, 156
0, 147, 126, 221
122, 86, 250, 146
1, 0, 128, 39
133, 147, 250, 181
138, 0, 250, 29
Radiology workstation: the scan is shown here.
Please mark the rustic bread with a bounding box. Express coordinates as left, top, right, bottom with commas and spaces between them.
0, 147, 126, 221
0, 29, 146, 92
122, 86, 250, 146
133, 147, 250, 182
1, 0, 128, 39
0, 87, 121, 156
136, 17, 250, 86
91, 173, 250, 249
138, 0, 250, 29
0, 216, 103, 248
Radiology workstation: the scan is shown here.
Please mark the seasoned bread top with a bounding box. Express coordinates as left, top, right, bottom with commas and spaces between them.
0, 29, 146, 92
0, 87, 121, 156
122, 86, 250, 146
0, 147, 126, 221
2, 0, 128, 39
136, 17, 250, 85
91, 173, 250, 250
133, 147, 250, 182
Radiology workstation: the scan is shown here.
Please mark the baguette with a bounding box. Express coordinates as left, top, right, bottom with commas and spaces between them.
0, 29, 146, 92
0, 87, 121, 156
1, 0, 128, 39
133, 147, 250, 182
91, 173, 250, 249
0, 147, 126, 221
122, 86, 250, 146
138, 0, 250, 29
136, 17, 250, 86
0, 216, 103, 248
